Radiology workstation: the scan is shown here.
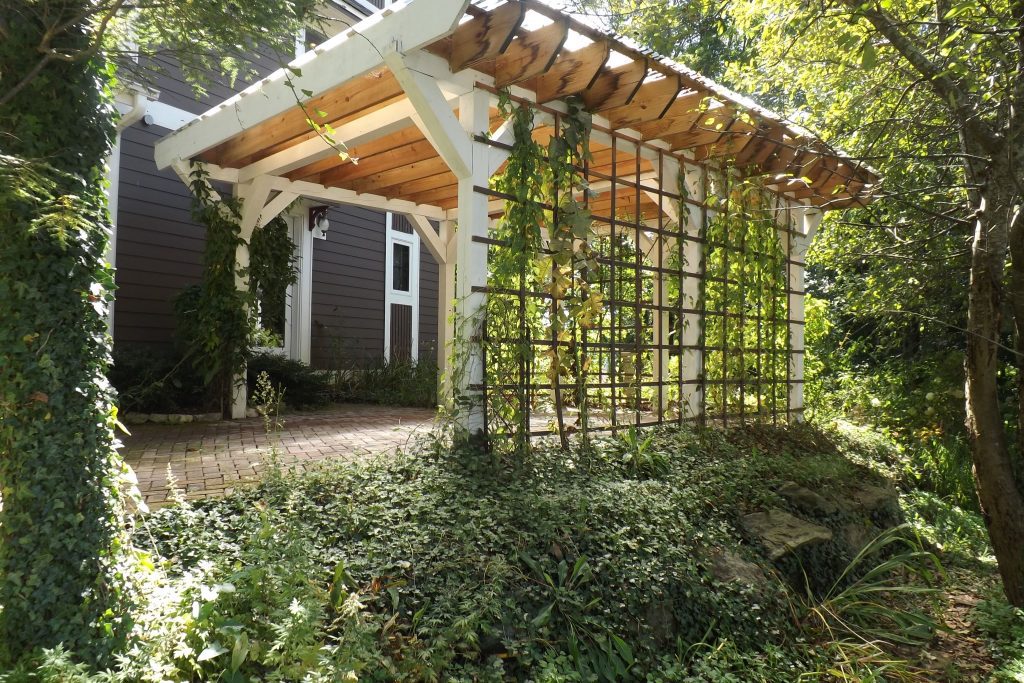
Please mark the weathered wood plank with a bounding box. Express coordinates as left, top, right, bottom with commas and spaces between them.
533, 40, 609, 103
494, 20, 569, 87
449, 1, 525, 71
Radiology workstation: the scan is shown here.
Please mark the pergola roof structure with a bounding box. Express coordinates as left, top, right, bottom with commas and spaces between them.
153, 0, 879, 425
154, 0, 879, 224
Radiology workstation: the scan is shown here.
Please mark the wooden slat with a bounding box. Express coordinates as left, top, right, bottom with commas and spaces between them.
733, 124, 784, 166
401, 185, 460, 207
320, 138, 438, 186
351, 168, 454, 196
533, 40, 609, 103
631, 91, 707, 139
205, 71, 403, 167
495, 20, 569, 87
346, 156, 452, 195
449, 1, 525, 71
600, 74, 682, 129
582, 59, 647, 111
285, 124, 424, 182
694, 120, 758, 161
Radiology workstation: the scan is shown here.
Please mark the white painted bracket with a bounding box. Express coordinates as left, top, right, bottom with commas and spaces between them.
385, 50, 472, 180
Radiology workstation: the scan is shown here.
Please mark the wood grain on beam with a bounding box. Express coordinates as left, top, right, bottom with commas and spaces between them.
347, 157, 452, 195
285, 124, 424, 182
533, 40, 609, 103
495, 20, 569, 87
351, 168, 454, 196
449, 1, 525, 71
206, 71, 403, 167
320, 138, 438, 186
600, 74, 682, 129
631, 91, 706, 139
582, 59, 647, 111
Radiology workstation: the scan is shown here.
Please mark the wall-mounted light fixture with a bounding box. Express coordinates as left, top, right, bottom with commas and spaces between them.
309, 205, 330, 240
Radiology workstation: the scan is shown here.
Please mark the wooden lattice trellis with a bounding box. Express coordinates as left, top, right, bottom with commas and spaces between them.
473, 92, 808, 447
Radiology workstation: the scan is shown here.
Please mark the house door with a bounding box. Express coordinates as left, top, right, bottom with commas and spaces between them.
384, 214, 419, 363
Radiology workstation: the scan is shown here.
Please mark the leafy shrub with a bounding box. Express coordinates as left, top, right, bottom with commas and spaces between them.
975, 592, 1024, 680
247, 353, 331, 410
330, 356, 437, 408
108, 343, 210, 414
6, 423, 958, 680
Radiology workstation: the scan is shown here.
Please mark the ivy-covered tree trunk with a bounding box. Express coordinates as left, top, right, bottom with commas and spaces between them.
0, 4, 131, 666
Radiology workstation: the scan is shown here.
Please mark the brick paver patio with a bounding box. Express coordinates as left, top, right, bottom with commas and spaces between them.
121, 404, 438, 508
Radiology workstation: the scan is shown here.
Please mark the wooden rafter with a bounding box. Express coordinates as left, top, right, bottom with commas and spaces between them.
448, 1, 525, 72
600, 74, 683, 129
494, 20, 569, 88
533, 40, 609, 103
582, 59, 647, 111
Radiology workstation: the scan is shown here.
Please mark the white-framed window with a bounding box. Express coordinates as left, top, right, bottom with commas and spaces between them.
384, 213, 420, 362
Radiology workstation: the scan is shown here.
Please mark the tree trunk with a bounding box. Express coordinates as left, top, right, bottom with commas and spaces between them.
964, 152, 1024, 607
0, 5, 131, 665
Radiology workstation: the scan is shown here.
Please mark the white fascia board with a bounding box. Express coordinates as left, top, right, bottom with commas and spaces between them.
154, 0, 470, 170
145, 100, 198, 131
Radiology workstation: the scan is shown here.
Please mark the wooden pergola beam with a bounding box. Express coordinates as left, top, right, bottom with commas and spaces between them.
494, 19, 569, 88
449, 1, 525, 72
582, 59, 647, 111
533, 40, 610, 103
600, 74, 683, 129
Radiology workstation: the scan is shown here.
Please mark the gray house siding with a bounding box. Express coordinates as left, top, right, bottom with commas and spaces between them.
112, 7, 440, 368
310, 205, 387, 367
114, 121, 205, 346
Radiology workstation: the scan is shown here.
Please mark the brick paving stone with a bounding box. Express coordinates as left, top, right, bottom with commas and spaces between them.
122, 404, 437, 509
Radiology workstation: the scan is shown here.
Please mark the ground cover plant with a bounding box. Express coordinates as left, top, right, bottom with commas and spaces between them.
6, 420, 991, 681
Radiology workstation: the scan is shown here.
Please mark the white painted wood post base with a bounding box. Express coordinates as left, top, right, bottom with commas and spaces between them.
452, 88, 491, 435
786, 207, 822, 422
680, 163, 704, 421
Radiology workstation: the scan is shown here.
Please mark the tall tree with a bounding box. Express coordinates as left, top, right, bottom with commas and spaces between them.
0, 0, 311, 665
579, 0, 1024, 604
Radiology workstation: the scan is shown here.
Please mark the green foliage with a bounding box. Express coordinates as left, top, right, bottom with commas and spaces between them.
247, 352, 331, 410
0, 30, 135, 661
174, 166, 252, 414
701, 174, 790, 420
249, 216, 298, 345
108, 343, 210, 414
974, 592, 1024, 680
330, 356, 438, 408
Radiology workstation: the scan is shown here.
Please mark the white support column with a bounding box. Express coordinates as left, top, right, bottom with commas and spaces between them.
231, 176, 274, 419
454, 87, 492, 434
293, 205, 314, 364
437, 221, 457, 403
651, 241, 671, 416
680, 161, 704, 421
786, 204, 822, 422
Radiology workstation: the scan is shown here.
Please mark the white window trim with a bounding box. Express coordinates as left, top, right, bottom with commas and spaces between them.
383, 213, 420, 362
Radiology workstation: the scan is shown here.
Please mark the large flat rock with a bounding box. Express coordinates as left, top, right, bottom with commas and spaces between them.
743, 508, 833, 561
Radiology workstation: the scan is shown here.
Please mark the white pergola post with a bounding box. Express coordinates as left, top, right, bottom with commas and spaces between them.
231, 176, 274, 419
680, 162, 704, 421
786, 205, 822, 422
649, 156, 682, 418
453, 88, 492, 434
438, 221, 457, 404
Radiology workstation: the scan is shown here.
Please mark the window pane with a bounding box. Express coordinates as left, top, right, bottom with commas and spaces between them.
393, 243, 410, 292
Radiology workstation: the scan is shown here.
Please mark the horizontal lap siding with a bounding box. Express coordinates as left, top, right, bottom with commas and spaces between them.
419, 242, 439, 362
114, 123, 204, 346
310, 206, 387, 368
113, 51, 280, 348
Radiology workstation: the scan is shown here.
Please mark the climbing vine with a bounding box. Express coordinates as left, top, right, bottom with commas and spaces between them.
480, 95, 794, 450
175, 165, 297, 414
702, 172, 789, 423
484, 94, 600, 455
249, 215, 299, 346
